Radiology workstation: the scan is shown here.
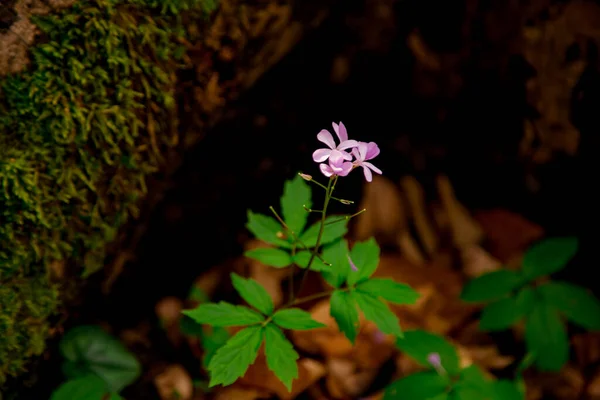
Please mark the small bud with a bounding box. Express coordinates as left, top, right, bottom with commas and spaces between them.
299, 173, 312, 181
340, 199, 354, 205
276, 231, 286, 239
347, 254, 358, 272
427, 352, 446, 375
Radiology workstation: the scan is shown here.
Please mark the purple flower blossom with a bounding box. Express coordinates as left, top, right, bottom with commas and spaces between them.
347, 254, 358, 271
351, 142, 382, 182
312, 122, 358, 164
320, 151, 353, 177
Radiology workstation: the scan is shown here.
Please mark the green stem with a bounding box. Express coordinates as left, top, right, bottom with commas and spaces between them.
323, 208, 367, 226
293, 176, 336, 301
269, 206, 331, 266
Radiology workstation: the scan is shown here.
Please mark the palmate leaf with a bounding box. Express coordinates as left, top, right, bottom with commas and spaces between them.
50, 375, 122, 400
383, 371, 449, 400
246, 211, 291, 248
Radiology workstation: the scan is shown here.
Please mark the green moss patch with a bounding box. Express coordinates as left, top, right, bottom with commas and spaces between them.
0, 0, 216, 384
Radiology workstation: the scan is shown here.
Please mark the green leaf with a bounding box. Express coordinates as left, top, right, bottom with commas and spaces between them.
180, 315, 205, 337
272, 308, 326, 330
281, 175, 312, 234
522, 237, 578, 279
479, 287, 535, 331
353, 291, 403, 337
208, 326, 263, 387
320, 239, 351, 288
292, 250, 329, 271
383, 371, 450, 400
59, 325, 141, 393
245, 248, 293, 268
264, 324, 299, 392
201, 327, 230, 368
357, 278, 420, 305
453, 365, 494, 399
246, 211, 291, 248
182, 302, 265, 327
300, 216, 348, 247
461, 270, 525, 302
537, 281, 600, 330
188, 286, 209, 303
492, 380, 524, 400
230, 273, 274, 315
525, 301, 569, 371
396, 330, 461, 376
50, 375, 113, 400
346, 237, 381, 285
330, 290, 359, 343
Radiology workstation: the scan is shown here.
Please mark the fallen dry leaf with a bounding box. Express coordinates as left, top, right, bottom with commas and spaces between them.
473, 209, 544, 263
240, 350, 326, 399
460, 245, 503, 278
155, 297, 184, 346
212, 384, 271, 400
154, 364, 193, 400
326, 357, 379, 398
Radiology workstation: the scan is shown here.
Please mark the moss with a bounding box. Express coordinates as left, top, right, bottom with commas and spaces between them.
0, 0, 216, 384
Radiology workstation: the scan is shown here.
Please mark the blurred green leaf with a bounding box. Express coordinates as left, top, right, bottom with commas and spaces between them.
461, 270, 525, 303
396, 330, 461, 376
59, 325, 141, 393
522, 237, 578, 280
479, 287, 535, 331
525, 301, 569, 371
383, 371, 450, 400
537, 281, 600, 330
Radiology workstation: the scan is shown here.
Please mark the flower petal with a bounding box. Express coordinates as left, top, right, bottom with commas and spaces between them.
337, 162, 353, 176
313, 148, 332, 163
347, 254, 358, 271
363, 161, 382, 175
337, 121, 348, 142
357, 142, 368, 161
337, 139, 358, 153
329, 150, 347, 166
317, 129, 336, 149
319, 163, 334, 177
362, 165, 373, 182
365, 142, 380, 160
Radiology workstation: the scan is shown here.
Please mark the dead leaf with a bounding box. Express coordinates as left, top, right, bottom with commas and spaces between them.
212, 384, 271, 400
473, 209, 544, 263
154, 365, 193, 400
240, 350, 326, 399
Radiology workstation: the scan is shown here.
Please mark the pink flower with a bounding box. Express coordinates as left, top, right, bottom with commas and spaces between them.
347, 254, 358, 271
319, 151, 353, 177
351, 141, 382, 182
312, 122, 358, 163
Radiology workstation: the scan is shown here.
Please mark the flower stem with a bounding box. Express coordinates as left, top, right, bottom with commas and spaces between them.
323, 208, 367, 226
293, 176, 336, 302
268, 206, 331, 266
